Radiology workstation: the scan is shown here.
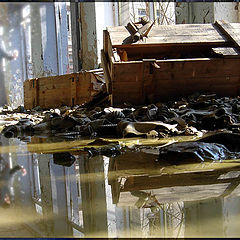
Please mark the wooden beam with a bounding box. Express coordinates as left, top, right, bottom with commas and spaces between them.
70, 2, 82, 71
31, 3, 44, 78
101, 50, 112, 94
214, 20, 240, 53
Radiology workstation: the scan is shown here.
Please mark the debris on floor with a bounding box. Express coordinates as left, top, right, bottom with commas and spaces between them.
1, 92, 240, 139
2, 92, 240, 163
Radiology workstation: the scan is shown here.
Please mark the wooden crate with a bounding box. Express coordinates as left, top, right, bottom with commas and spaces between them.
102, 20, 240, 106
24, 69, 104, 109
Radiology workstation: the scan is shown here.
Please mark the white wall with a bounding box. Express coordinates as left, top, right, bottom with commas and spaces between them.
95, 2, 115, 65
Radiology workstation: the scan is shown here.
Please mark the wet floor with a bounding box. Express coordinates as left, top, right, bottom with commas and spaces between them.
1, 134, 240, 238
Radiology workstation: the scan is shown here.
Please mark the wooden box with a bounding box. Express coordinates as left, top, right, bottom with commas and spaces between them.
102, 20, 240, 106
24, 69, 104, 109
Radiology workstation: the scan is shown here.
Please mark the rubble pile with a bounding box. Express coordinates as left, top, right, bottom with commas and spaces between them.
1, 92, 240, 139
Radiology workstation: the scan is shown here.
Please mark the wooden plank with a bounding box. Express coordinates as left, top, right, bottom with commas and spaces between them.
108, 24, 229, 46
24, 71, 98, 109
112, 58, 240, 82
108, 23, 224, 32
142, 59, 156, 103
103, 30, 108, 55
153, 78, 240, 102
70, 74, 77, 106
112, 87, 142, 95
38, 89, 72, 108
111, 36, 227, 47
112, 61, 142, 83
107, 31, 114, 68
101, 49, 112, 93
156, 60, 240, 80
115, 44, 228, 62
214, 20, 240, 52
212, 47, 239, 57
76, 72, 92, 105
107, 24, 224, 35
24, 80, 34, 109
24, 78, 39, 109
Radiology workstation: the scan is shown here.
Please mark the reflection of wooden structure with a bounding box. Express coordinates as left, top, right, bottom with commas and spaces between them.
108, 150, 240, 206
102, 21, 240, 106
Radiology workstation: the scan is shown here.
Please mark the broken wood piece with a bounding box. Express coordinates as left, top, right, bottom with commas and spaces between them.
126, 22, 138, 35
123, 17, 156, 44
133, 20, 154, 42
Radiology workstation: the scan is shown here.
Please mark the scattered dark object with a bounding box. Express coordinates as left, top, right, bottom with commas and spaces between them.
53, 152, 76, 167
197, 132, 240, 152
159, 142, 240, 163
3, 92, 240, 139
105, 111, 125, 123
2, 118, 34, 138
83, 147, 99, 158
95, 124, 118, 136
84, 143, 121, 158
15, 105, 25, 113
158, 132, 240, 164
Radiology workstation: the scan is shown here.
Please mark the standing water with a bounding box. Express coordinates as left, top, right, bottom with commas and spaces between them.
1, 133, 240, 238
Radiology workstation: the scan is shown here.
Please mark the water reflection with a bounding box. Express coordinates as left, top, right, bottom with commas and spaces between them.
1, 134, 240, 237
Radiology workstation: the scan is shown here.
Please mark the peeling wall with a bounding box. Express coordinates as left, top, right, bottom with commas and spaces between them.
176, 2, 214, 24
80, 2, 98, 70
118, 2, 130, 26
31, 3, 44, 78
176, 2, 239, 24
191, 2, 214, 23
8, 9, 24, 107
40, 3, 59, 76
54, 2, 68, 75
214, 2, 238, 22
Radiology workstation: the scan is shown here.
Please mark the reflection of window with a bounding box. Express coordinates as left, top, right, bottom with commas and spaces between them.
22, 5, 30, 18
32, 156, 42, 203
156, 9, 160, 17
66, 157, 84, 236
0, 27, 3, 36
138, 8, 146, 16
30, 155, 43, 217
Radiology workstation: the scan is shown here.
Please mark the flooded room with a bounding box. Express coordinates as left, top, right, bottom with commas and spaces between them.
1, 1, 240, 238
